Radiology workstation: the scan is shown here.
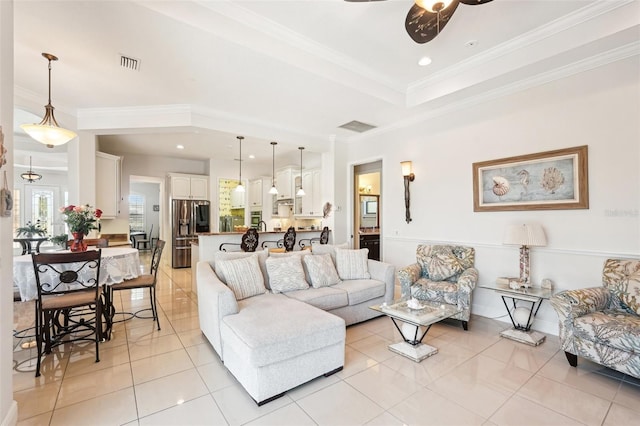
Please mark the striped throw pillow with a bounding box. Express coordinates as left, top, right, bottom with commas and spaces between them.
217, 255, 266, 300
335, 248, 370, 280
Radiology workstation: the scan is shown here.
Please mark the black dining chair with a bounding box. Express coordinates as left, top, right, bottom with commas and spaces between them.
261, 226, 297, 252
299, 226, 330, 249
109, 240, 165, 331
219, 229, 260, 252
31, 250, 103, 377
136, 224, 153, 250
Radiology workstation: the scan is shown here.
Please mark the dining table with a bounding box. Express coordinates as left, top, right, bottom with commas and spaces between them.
129, 231, 146, 248
13, 247, 141, 341
13, 246, 141, 302
13, 236, 50, 255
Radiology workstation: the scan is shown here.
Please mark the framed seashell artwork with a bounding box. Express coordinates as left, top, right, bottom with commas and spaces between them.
472, 145, 589, 211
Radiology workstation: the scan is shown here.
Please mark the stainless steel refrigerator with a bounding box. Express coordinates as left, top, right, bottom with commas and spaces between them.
171, 199, 210, 268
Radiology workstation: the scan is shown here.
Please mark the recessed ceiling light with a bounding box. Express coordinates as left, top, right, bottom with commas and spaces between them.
249, 154, 255, 159
418, 56, 432, 66
176, 144, 184, 150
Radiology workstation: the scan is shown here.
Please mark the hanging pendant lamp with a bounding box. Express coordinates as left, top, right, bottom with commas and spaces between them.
235, 136, 245, 192
268, 141, 278, 195
20, 53, 77, 148
296, 147, 305, 196
21, 156, 42, 183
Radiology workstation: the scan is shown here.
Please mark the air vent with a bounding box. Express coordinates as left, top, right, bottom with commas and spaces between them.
338, 120, 377, 133
119, 54, 140, 71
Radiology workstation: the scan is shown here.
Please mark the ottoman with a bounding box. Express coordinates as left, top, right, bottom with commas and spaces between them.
220, 293, 346, 405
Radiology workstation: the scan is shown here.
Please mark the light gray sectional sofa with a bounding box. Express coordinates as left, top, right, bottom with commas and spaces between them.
196, 247, 395, 405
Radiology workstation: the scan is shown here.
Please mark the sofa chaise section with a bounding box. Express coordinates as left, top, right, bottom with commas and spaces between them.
221, 293, 345, 404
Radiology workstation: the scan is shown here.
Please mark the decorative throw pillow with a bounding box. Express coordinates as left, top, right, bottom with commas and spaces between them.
304, 253, 341, 288
269, 250, 312, 284
216, 255, 266, 300
214, 250, 268, 287
266, 256, 309, 293
311, 242, 349, 265
335, 248, 370, 280
418, 245, 464, 281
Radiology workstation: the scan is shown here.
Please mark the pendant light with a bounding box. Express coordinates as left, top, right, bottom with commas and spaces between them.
21, 156, 42, 183
20, 53, 77, 148
268, 141, 278, 195
235, 136, 245, 192
296, 147, 305, 196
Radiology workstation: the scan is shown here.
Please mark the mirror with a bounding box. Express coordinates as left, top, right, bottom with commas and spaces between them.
359, 195, 379, 228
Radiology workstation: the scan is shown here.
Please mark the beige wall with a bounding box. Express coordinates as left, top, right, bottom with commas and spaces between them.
339, 56, 640, 335
1, 1, 16, 424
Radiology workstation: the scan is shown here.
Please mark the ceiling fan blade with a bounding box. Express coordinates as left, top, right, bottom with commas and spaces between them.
405, 1, 460, 44
459, 0, 493, 5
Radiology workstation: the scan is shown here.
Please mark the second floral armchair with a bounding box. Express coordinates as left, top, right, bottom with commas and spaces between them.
397, 244, 478, 330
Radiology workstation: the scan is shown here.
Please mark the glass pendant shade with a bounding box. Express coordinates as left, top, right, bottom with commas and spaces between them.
20, 53, 77, 148
415, 0, 454, 13
296, 147, 305, 196
269, 141, 278, 195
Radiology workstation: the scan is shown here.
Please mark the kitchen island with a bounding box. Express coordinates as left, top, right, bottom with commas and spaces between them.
197, 230, 330, 263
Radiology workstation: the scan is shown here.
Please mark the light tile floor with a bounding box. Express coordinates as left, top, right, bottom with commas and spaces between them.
12, 254, 640, 425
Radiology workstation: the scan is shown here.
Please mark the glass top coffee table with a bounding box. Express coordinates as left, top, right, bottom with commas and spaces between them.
370, 299, 461, 362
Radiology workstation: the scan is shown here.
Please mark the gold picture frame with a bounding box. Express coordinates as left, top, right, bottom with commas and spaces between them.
473, 145, 589, 212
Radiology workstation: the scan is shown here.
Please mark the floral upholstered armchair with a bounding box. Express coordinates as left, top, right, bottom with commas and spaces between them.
397, 245, 478, 330
550, 258, 640, 379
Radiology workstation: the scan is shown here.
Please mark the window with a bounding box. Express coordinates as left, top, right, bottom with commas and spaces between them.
31, 189, 54, 234
128, 194, 145, 231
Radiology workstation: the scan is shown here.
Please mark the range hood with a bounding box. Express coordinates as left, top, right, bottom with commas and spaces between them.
276, 199, 294, 206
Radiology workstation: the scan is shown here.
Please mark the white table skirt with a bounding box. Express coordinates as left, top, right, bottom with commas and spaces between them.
13, 247, 141, 302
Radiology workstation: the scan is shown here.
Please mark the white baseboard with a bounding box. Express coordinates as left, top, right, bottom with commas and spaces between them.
1, 401, 18, 426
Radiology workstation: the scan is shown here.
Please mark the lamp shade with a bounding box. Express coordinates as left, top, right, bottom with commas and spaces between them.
20, 53, 77, 148
21, 123, 77, 147
401, 161, 413, 177
503, 224, 547, 247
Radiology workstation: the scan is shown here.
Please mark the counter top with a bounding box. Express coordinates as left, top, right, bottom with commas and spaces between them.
200, 230, 322, 236
197, 229, 329, 263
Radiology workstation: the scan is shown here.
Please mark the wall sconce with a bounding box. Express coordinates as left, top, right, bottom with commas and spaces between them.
401, 161, 415, 224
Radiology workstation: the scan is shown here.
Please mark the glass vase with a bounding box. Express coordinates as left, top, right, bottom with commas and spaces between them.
70, 232, 87, 252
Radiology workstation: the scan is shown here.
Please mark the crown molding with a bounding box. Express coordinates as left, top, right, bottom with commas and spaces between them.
346, 41, 640, 144
76, 103, 330, 150
406, 0, 638, 107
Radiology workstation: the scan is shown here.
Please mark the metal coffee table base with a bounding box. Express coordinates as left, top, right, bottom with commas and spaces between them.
389, 341, 439, 362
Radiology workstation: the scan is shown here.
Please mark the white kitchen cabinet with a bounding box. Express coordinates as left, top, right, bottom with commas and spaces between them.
230, 186, 245, 209
96, 151, 121, 219
297, 169, 323, 216
275, 168, 295, 200
169, 173, 208, 200
248, 179, 263, 207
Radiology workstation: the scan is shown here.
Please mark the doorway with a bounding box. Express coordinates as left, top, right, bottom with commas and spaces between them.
129, 176, 164, 247
354, 161, 382, 261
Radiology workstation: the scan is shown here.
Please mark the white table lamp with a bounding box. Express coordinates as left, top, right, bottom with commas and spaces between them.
503, 224, 547, 286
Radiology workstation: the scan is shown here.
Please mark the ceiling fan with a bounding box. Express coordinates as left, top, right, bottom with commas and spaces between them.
346, 0, 494, 44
